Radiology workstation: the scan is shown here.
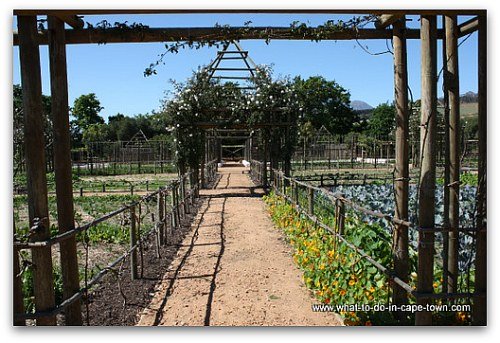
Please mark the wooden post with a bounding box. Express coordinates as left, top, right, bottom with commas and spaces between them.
473, 13, 487, 326
392, 17, 410, 321
158, 189, 165, 245
294, 181, 299, 205
171, 183, 178, 229
445, 15, 460, 293
308, 187, 314, 215
416, 15, 437, 326
17, 15, 57, 326
130, 205, 138, 280
335, 196, 345, 235
48, 16, 83, 325
441, 17, 451, 294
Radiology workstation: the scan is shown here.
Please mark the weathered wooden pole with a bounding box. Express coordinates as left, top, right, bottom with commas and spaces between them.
158, 189, 165, 245
473, 13, 487, 326
17, 15, 57, 326
441, 17, 451, 294
130, 205, 138, 280
444, 15, 460, 294
392, 17, 410, 321
48, 16, 83, 325
416, 15, 437, 326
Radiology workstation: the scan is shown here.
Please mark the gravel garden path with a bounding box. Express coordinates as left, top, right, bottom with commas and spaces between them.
137, 163, 342, 326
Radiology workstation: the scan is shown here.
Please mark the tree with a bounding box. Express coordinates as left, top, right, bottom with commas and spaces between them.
367, 103, 395, 140
70, 93, 104, 146
293, 76, 356, 137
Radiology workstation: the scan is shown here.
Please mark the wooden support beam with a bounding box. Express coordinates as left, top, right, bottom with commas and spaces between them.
441, 16, 451, 295
444, 15, 460, 294
17, 15, 56, 326
392, 17, 410, 322
55, 14, 84, 29
416, 15, 437, 326
473, 14, 487, 326
48, 16, 83, 325
375, 14, 404, 29
13, 27, 446, 46
458, 16, 479, 37
13, 9, 486, 16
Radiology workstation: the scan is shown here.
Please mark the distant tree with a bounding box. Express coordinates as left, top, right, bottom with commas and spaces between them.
82, 123, 109, 145
71, 93, 104, 146
293, 76, 357, 137
367, 103, 395, 140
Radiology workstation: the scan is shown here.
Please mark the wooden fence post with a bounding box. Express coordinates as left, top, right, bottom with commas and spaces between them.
416, 15, 437, 326
171, 183, 178, 230
130, 205, 138, 280
18, 15, 56, 325
335, 195, 345, 236
308, 187, 314, 215
158, 189, 165, 245
294, 181, 299, 205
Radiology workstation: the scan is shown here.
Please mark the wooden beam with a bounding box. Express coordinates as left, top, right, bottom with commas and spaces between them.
473, 14, 487, 326
13, 9, 486, 16
17, 15, 56, 326
458, 16, 479, 36
375, 14, 403, 29
13, 27, 446, 46
55, 14, 84, 29
392, 17, 410, 322
416, 15, 437, 326
444, 15, 460, 294
47, 16, 83, 326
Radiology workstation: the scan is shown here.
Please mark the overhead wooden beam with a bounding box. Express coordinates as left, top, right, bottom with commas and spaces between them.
13, 27, 445, 46
13, 9, 486, 16
17, 15, 56, 326
375, 14, 404, 29
55, 14, 84, 29
458, 16, 479, 36
416, 14, 437, 326
392, 17, 409, 322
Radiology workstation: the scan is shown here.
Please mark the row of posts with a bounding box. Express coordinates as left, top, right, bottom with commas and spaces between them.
129, 174, 195, 280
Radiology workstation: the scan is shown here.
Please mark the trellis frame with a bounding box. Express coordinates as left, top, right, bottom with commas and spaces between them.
13, 9, 486, 326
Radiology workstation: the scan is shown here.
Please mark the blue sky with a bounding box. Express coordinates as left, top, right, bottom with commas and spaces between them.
12, 13, 478, 121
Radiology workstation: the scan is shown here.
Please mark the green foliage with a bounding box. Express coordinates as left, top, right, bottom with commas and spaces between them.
293, 76, 355, 137
263, 192, 470, 325
20, 257, 64, 314
367, 103, 395, 140
71, 93, 104, 146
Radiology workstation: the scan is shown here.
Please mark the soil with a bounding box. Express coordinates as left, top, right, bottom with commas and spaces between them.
80, 200, 201, 326
136, 163, 343, 326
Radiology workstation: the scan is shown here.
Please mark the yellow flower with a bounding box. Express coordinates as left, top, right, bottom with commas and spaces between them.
328, 250, 335, 258
348, 279, 356, 286
319, 264, 325, 271
369, 287, 375, 293
433, 282, 439, 288
339, 289, 347, 296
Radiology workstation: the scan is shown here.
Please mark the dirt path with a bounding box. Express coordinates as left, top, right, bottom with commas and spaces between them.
137, 163, 342, 326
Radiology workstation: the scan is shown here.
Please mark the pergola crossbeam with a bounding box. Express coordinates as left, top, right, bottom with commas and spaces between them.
54, 14, 84, 29
13, 27, 449, 46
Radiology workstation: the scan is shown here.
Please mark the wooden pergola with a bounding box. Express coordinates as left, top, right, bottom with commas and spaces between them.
13, 9, 486, 326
